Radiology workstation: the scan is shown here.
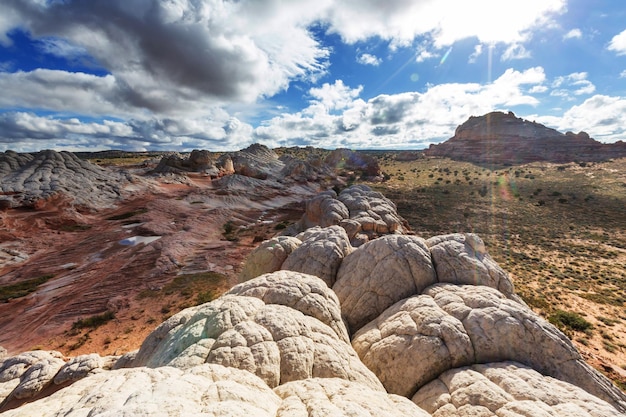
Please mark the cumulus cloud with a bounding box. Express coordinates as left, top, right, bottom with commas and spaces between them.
0, 111, 254, 152
1, 0, 330, 110
563, 28, 582, 40
322, 0, 565, 48
468, 44, 483, 64
357, 53, 381, 66
608, 29, 626, 55
253, 67, 546, 149
621, 70, 626, 78
535, 95, 626, 143
501, 44, 531, 61
550, 72, 596, 98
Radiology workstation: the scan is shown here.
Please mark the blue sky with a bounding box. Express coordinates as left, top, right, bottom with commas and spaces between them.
0, 0, 625, 152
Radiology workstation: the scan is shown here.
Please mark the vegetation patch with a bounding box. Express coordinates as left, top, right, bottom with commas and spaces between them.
0, 274, 55, 302
71, 311, 116, 330
548, 310, 593, 333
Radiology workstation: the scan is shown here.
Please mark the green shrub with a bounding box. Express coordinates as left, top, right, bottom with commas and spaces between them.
548, 310, 593, 333
71, 311, 115, 330
0, 274, 55, 302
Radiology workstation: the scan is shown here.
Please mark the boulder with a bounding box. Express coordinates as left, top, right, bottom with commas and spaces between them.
239, 236, 302, 281
53, 353, 105, 385
133, 272, 383, 391
352, 283, 626, 410
338, 185, 407, 236
282, 226, 353, 287
352, 294, 473, 397
426, 233, 521, 303
1, 364, 281, 417
297, 190, 349, 230
0, 350, 65, 401
225, 271, 350, 344
413, 362, 624, 416
274, 378, 430, 417
333, 235, 436, 334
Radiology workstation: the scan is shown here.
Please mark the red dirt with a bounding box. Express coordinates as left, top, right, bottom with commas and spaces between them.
0, 175, 307, 357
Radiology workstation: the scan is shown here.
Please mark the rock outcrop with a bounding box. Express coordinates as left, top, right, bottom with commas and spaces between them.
325, 148, 382, 179
2, 186, 626, 416
426, 111, 626, 164
152, 149, 222, 176
288, 185, 409, 245
0, 150, 132, 209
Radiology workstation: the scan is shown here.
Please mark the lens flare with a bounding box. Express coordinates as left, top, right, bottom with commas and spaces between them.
440, 47, 453, 65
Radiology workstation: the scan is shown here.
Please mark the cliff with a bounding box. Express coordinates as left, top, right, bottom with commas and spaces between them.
426, 111, 626, 164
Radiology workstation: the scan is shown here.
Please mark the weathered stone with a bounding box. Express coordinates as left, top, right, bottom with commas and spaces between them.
133, 272, 383, 391
0, 350, 65, 401
333, 235, 436, 334
275, 378, 431, 417
2, 364, 281, 417
427, 233, 521, 302
53, 353, 104, 385
282, 226, 353, 287
239, 236, 302, 281
413, 362, 625, 416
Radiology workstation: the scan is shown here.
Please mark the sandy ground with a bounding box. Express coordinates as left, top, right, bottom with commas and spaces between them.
0, 171, 309, 357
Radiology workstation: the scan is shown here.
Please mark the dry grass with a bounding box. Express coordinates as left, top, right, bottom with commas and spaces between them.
368, 155, 626, 387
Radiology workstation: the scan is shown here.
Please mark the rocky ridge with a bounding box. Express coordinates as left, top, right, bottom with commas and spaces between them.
1, 186, 625, 416
426, 111, 626, 164
0, 150, 134, 210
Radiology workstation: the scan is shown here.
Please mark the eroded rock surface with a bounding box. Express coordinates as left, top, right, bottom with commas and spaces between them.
413, 362, 623, 417
2, 364, 281, 417
333, 234, 436, 333
275, 378, 430, 417
132, 272, 383, 391
289, 185, 409, 245
2, 184, 626, 416
282, 226, 353, 287
0, 150, 132, 208
239, 236, 302, 281
426, 233, 521, 302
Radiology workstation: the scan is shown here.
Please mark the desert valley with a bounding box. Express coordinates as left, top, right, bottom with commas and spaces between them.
1, 112, 626, 415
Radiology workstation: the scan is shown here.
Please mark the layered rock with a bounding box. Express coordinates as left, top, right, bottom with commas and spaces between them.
152, 149, 221, 176
426, 111, 626, 164
131, 272, 383, 391
289, 184, 409, 245
414, 362, 622, 417
0, 150, 131, 209
2, 186, 626, 416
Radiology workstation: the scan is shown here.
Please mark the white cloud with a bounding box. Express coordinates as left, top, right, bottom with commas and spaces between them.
0, 111, 255, 152
322, 0, 566, 48
534, 95, 626, 143
563, 28, 582, 40
468, 44, 483, 64
608, 29, 626, 55
253, 68, 546, 149
309, 80, 363, 111
550, 72, 595, 98
501, 44, 531, 61
357, 53, 381, 66
621, 70, 626, 78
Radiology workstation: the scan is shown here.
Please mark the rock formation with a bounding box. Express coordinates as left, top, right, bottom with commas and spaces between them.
426, 111, 626, 164
325, 148, 382, 179
152, 149, 222, 176
287, 184, 409, 245
1, 186, 626, 415
0, 150, 132, 209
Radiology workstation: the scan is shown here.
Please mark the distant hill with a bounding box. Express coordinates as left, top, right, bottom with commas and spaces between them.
425, 111, 626, 164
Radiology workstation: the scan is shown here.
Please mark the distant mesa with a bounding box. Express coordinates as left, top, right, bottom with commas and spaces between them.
426, 111, 626, 164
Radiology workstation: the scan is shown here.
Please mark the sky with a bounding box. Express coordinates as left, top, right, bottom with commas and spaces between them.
0, 0, 625, 152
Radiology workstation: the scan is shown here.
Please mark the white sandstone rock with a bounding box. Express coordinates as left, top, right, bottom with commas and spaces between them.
413, 362, 625, 417
333, 235, 436, 334
239, 236, 302, 281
